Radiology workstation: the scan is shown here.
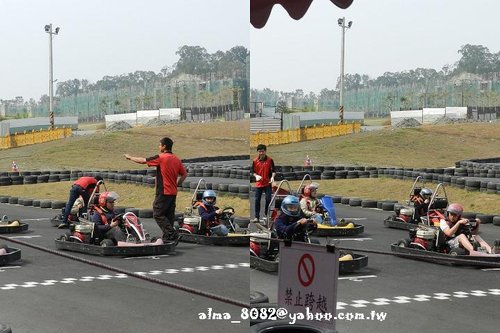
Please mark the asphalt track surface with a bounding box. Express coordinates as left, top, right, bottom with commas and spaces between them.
0, 203, 249, 333
250, 203, 500, 333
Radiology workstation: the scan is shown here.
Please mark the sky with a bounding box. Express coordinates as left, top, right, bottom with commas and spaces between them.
250, 0, 500, 94
0, 0, 249, 101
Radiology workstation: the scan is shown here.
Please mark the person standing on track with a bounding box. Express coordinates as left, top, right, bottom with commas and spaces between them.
125, 137, 187, 243
251, 144, 275, 223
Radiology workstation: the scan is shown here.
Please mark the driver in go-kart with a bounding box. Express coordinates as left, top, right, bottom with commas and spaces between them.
275, 195, 317, 242
440, 203, 493, 255
91, 191, 126, 244
412, 187, 432, 222
197, 190, 229, 236
299, 183, 324, 223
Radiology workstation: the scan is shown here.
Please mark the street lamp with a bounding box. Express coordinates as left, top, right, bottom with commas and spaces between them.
338, 17, 352, 124
44, 24, 60, 130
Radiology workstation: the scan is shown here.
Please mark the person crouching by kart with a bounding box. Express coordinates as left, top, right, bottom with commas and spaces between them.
440, 203, 492, 255
197, 190, 229, 236
60, 175, 103, 229
91, 191, 126, 244
412, 187, 432, 222
299, 183, 324, 223
275, 195, 317, 242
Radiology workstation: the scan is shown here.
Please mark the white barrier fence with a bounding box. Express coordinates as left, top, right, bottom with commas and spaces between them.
104, 108, 181, 128
390, 107, 467, 125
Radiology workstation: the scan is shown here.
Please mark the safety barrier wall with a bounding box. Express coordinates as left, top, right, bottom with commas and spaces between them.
250, 123, 360, 147
0, 128, 72, 149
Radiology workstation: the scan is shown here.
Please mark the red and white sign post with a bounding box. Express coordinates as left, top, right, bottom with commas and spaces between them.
278, 242, 339, 330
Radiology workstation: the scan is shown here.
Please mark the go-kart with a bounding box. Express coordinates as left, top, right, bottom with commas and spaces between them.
0, 215, 29, 234
272, 175, 364, 237
177, 178, 249, 246
250, 179, 368, 273
55, 188, 175, 256
392, 216, 500, 267
0, 245, 21, 265
384, 178, 448, 230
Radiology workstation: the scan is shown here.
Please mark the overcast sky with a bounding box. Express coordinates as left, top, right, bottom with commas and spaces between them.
251, 0, 500, 94
0, 0, 248, 100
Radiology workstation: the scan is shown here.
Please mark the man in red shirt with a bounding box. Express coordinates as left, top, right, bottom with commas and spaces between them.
60, 175, 103, 228
251, 144, 275, 223
125, 137, 187, 242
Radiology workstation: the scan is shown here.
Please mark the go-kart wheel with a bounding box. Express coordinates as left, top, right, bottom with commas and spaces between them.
58, 232, 72, 242
449, 247, 467, 256
100, 239, 115, 247
397, 238, 411, 248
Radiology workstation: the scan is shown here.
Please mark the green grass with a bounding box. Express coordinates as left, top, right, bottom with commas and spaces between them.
0, 120, 250, 171
0, 182, 250, 216
265, 122, 500, 168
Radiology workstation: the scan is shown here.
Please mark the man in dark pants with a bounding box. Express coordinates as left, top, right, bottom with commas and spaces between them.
125, 137, 187, 243
59, 175, 103, 229
251, 144, 275, 223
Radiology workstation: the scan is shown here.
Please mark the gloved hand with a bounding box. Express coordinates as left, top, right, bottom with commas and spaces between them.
255, 174, 262, 181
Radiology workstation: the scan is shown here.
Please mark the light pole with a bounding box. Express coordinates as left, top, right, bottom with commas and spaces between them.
338, 17, 352, 124
44, 24, 60, 130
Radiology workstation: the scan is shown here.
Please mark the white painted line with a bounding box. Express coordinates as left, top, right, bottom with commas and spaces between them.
123, 254, 171, 260
329, 238, 372, 242
343, 218, 368, 221
0, 266, 21, 272
20, 218, 50, 221
338, 275, 376, 281
7, 235, 42, 239
0, 262, 249, 291
481, 268, 500, 271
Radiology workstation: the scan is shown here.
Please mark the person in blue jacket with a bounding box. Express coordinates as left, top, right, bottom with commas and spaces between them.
197, 190, 229, 236
274, 195, 317, 242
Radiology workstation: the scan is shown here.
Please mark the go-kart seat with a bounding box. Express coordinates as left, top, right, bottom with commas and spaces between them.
430, 198, 448, 210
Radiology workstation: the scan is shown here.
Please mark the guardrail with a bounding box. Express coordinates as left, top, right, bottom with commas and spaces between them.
250, 122, 361, 147
0, 128, 72, 149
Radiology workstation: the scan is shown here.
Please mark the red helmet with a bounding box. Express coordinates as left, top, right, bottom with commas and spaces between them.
447, 203, 464, 217
250, 241, 260, 257
180, 224, 195, 234
98, 191, 119, 207
303, 183, 319, 197
71, 231, 85, 243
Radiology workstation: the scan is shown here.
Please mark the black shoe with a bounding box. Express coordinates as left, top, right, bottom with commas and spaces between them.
163, 233, 181, 246
57, 223, 69, 229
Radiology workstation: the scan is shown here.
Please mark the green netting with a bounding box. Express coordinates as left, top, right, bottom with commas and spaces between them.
28, 78, 248, 121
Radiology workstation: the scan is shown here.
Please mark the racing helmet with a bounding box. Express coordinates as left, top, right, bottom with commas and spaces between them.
303, 183, 319, 197
446, 203, 464, 217
281, 195, 301, 217
98, 191, 119, 207
202, 190, 217, 206
420, 188, 432, 199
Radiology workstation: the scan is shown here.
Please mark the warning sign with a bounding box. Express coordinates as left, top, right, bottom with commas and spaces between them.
297, 253, 315, 287
278, 242, 339, 330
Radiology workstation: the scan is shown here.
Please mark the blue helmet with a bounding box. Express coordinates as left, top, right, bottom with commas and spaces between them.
202, 190, 217, 206
281, 195, 301, 217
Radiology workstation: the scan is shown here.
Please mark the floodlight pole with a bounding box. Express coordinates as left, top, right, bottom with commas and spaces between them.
45, 24, 59, 130
338, 17, 352, 124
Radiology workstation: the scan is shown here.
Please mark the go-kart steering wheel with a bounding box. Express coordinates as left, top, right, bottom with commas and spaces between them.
219, 207, 235, 220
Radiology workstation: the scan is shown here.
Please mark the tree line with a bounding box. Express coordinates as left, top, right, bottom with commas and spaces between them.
252, 44, 500, 112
